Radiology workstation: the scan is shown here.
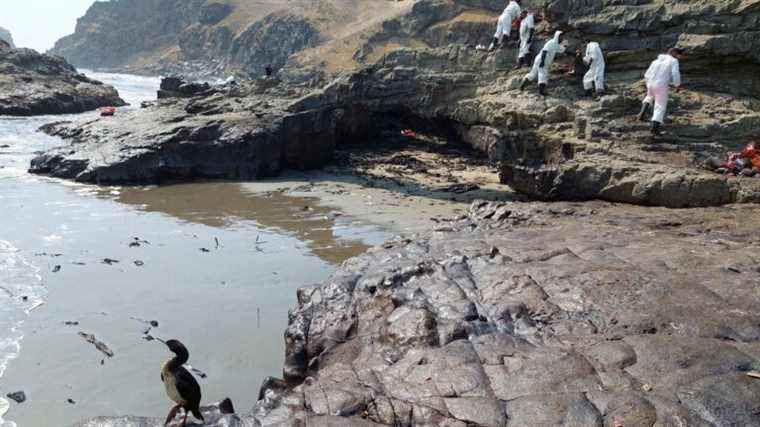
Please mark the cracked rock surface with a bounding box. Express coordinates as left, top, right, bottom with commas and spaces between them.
250, 201, 760, 426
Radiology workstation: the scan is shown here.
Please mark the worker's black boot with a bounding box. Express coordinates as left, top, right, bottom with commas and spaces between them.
488, 37, 498, 52
519, 79, 528, 91
538, 83, 547, 96
584, 88, 593, 98
637, 102, 651, 122
651, 121, 662, 135
595, 89, 603, 98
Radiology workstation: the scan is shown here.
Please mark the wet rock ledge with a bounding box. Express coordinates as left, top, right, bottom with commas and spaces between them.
75, 201, 760, 426
0, 46, 124, 116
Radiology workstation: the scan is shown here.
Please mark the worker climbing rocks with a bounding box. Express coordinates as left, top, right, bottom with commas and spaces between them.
520, 31, 567, 96
638, 48, 683, 135
515, 10, 536, 68
582, 40, 605, 97
489, 0, 522, 51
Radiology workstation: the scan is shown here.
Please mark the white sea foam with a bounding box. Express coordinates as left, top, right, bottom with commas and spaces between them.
0, 240, 44, 427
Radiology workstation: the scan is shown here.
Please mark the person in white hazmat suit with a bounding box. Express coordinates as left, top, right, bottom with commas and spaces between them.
489, 0, 521, 51
520, 31, 567, 96
515, 10, 536, 68
638, 48, 683, 135
582, 40, 605, 96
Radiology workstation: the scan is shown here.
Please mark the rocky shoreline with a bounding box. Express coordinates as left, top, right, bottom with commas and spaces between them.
26, 0, 760, 207
73, 200, 760, 426
15, 0, 760, 424
0, 46, 124, 116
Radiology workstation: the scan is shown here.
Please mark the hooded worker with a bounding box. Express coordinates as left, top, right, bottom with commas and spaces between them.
489, 0, 522, 51
520, 31, 566, 96
515, 10, 536, 68
638, 48, 683, 135
582, 40, 605, 96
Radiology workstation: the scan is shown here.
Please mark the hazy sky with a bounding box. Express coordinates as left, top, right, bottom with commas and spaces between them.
0, 0, 99, 52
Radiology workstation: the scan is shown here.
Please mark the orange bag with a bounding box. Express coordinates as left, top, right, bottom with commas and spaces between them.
751, 155, 760, 169
742, 144, 756, 158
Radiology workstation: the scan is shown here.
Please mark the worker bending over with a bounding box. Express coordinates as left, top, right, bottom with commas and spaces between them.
638, 48, 683, 135
520, 31, 567, 96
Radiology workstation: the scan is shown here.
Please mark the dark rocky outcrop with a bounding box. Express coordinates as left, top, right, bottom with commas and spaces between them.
0, 26, 14, 48
0, 47, 125, 116
29, 78, 368, 183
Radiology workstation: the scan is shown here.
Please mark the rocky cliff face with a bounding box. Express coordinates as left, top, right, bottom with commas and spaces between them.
0, 26, 14, 48
0, 47, 125, 116
48, 0, 413, 79
50, 0, 205, 71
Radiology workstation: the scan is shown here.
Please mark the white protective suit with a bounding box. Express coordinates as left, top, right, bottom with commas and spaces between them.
643, 53, 681, 123
525, 31, 566, 84
582, 41, 605, 91
494, 1, 522, 39
518, 13, 536, 60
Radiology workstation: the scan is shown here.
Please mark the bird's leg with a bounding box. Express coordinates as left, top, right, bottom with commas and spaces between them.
165, 404, 181, 426
182, 408, 188, 427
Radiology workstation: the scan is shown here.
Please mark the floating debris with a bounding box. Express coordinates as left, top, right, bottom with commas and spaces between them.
6, 391, 26, 404
134, 260, 145, 267
66, 398, 76, 405
52, 265, 61, 273
63, 321, 79, 326
129, 237, 150, 247
102, 258, 120, 265
78, 332, 114, 358
200, 248, 211, 253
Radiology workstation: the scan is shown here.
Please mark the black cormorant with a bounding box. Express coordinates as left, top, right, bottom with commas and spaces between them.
160, 339, 204, 426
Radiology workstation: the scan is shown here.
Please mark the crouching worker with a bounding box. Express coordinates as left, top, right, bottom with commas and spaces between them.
582, 40, 605, 97
489, 0, 521, 51
515, 10, 536, 68
638, 48, 683, 135
520, 31, 567, 96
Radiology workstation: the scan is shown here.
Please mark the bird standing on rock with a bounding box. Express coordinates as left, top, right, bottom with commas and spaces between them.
161, 339, 204, 426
